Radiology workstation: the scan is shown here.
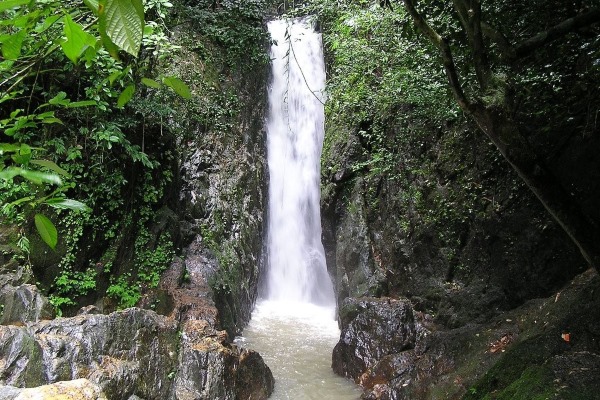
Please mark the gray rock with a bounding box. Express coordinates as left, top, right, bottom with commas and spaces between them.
0, 308, 177, 399
0, 284, 54, 325
0, 306, 274, 400
332, 297, 417, 381
173, 320, 273, 400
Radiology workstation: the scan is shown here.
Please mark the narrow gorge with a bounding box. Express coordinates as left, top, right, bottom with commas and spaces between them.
1, 1, 599, 400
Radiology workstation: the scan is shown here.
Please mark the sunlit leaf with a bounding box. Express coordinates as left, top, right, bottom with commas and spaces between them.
61, 14, 97, 64
117, 84, 135, 107
1, 30, 26, 60
66, 100, 97, 108
48, 91, 69, 106
45, 198, 91, 212
99, 0, 144, 57
141, 77, 161, 88
83, 0, 99, 14
11, 143, 31, 164
0, 167, 62, 185
35, 213, 58, 250
30, 159, 71, 177
0, 0, 30, 12
162, 76, 191, 99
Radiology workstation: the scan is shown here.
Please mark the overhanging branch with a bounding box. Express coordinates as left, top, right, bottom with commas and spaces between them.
515, 8, 600, 58
401, 0, 474, 112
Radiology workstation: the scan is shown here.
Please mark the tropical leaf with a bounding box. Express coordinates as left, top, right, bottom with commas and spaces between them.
0, 167, 62, 185
0, 0, 30, 12
83, 0, 99, 14
30, 159, 71, 177
45, 198, 90, 212
141, 77, 161, 88
34, 213, 58, 249
1, 30, 26, 60
117, 84, 135, 107
10, 143, 31, 164
99, 0, 144, 57
61, 14, 97, 64
162, 76, 192, 99
66, 100, 97, 108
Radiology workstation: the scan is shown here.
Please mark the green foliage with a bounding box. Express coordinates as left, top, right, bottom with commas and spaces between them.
179, 0, 270, 68
49, 267, 97, 312
106, 273, 141, 309
1, 0, 188, 314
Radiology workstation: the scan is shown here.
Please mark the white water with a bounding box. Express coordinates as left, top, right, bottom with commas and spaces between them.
265, 18, 335, 308
235, 18, 360, 399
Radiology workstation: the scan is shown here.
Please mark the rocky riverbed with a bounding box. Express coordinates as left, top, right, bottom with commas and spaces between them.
0, 243, 273, 400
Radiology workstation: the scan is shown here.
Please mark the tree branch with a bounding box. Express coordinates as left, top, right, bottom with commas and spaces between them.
401, 0, 474, 112
480, 21, 516, 60
452, 0, 489, 89
515, 8, 600, 58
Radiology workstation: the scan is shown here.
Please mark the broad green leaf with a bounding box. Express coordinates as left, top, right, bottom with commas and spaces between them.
34, 213, 58, 250
0, 0, 30, 12
11, 143, 31, 164
162, 76, 192, 99
30, 159, 70, 177
39, 14, 62, 32
48, 91, 69, 106
45, 198, 90, 212
66, 100, 97, 108
98, 14, 120, 59
42, 117, 63, 124
108, 70, 121, 85
99, 0, 144, 57
117, 84, 135, 107
83, 0, 99, 14
0, 167, 62, 185
0, 143, 20, 154
141, 77, 161, 88
2, 30, 26, 60
61, 14, 97, 64
35, 111, 55, 119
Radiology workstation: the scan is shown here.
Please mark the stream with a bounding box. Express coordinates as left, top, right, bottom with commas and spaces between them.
235, 300, 360, 399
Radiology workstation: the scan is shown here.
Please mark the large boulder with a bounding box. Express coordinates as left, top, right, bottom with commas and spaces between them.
332, 297, 418, 381
0, 284, 54, 325
174, 320, 273, 400
0, 308, 179, 399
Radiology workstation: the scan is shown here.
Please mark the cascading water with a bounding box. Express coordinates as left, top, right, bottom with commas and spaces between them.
265, 17, 335, 308
234, 18, 360, 399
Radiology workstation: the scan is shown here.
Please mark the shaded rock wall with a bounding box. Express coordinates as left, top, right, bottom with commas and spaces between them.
331, 271, 600, 400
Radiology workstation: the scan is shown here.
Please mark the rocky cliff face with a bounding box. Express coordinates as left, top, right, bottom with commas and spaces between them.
320, 43, 598, 400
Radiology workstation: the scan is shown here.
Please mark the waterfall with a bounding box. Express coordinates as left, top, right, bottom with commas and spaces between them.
264, 18, 335, 308
234, 19, 360, 399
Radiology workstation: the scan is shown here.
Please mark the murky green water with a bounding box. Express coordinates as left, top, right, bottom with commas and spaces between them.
235, 300, 361, 400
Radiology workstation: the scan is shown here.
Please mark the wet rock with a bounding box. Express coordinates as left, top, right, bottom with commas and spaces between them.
0, 265, 274, 400
0, 308, 179, 399
0, 284, 54, 325
332, 297, 417, 381
173, 319, 273, 400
